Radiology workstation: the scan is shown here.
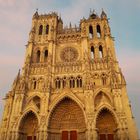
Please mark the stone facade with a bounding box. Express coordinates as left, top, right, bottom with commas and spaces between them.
0, 10, 138, 140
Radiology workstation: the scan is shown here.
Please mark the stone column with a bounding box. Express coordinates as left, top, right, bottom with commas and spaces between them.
11, 131, 15, 140
92, 128, 98, 140
43, 130, 48, 140
94, 46, 99, 59
86, 118, 98, 140
15, 131, 19, 140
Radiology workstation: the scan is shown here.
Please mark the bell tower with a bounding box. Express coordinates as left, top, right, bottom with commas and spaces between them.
0, 10, 138, 140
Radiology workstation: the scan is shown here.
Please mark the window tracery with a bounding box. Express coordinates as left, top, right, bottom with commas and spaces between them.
55, 76, 82, 89
60, 47, 78, 62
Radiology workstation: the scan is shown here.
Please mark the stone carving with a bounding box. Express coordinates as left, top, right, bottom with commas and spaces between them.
60, 47, 78, 62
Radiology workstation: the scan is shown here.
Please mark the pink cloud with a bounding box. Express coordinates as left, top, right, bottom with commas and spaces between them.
0, 0, 16, 6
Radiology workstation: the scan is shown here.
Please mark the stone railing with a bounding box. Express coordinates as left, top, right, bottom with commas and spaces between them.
30, 63, 49, 75
89, 59, 109, 70
54, 61, 82, 74
58, 27, 80, 34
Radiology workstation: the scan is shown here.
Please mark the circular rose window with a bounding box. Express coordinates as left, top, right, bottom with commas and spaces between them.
60, 47, 78, 62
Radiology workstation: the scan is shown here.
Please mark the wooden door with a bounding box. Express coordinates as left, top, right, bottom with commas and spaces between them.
34, 136, 36, 140
62, 131, 68, 140
100, 134, 106, 140
27, 136, 32, 140
70, 131, 77, 140
108, 134, 114, 140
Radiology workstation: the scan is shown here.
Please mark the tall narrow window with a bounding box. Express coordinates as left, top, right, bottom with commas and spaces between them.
70, 79, 72, 88
76, 76, 82, 88
46, 25, 49, 34
55, 78, 61, 89
102, 77, 106, 85
34, 81, 37, 89
72, 79, 75, 88
89, 25, 93, 39
58, 80, 61, 89
99, 45, 103, 58
97, 25, 101, 38
80, 79, 82, 87
62, 77, 66, 88
70, 77, 75, 88
44, 50, 48, 62
77, 79, 79, 88
39, 25, 43, 35
36, 50, 40, 63
91, 46, 94, 59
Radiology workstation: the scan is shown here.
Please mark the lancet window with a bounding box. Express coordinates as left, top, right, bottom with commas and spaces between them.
39, 25, 43, 35
89, 25, 94, 39
97, 24, 101, 38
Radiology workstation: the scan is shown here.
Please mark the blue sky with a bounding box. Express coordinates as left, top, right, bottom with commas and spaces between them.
0, 0, 140, 136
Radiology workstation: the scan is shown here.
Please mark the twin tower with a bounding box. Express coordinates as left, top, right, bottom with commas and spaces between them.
0, 10, 138, 140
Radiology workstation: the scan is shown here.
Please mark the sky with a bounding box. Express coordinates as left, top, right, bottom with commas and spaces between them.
0, 0, 140, 136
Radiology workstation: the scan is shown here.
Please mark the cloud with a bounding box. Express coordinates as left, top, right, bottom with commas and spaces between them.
0, 0, 16, 6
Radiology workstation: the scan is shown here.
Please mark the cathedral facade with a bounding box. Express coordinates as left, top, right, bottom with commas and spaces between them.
0, 10, 138, 140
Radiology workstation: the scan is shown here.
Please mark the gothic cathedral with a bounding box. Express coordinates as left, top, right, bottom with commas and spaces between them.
0, 10, 138, 140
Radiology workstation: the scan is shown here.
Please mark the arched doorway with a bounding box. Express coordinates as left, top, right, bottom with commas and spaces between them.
96, 108, 117, 140
48, 98, 86, 140
19, 111, 38, 140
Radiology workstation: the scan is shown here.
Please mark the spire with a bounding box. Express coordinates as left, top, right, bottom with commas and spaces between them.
101, 8, 107, 19
33, 9, 39, 19
58, 14, 63, 23
69, 22, 72, 28
12, 69, 20, 90
89, 9, 97, 19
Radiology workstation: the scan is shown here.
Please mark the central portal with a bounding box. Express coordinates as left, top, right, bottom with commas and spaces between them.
48, 98, 86, 140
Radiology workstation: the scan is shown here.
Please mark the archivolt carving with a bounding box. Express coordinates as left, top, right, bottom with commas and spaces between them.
48, 97, 86, 140
18, 111, 39, 139
95, 107, 118, 127
96, 108, 117, 134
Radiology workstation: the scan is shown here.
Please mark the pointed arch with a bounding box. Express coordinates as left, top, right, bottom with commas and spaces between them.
97, 24, 101, 38
95, 107, 118, 140
49, 93, 85, 115
39, 25, 43, 35
47, 96, 86, 140
95, 106, 118, 126
91, 46, 95, 59
44, 49, 48, 62
36, 50, 41, 63
27, 94, 42, 103
46, 24, 49, 34
18, 110, 39, 140
99, 45, 103, 58
94, 89, 113, 104
16, 109, 39, 129
89, 25, 94, 39
94, 92, 112, 108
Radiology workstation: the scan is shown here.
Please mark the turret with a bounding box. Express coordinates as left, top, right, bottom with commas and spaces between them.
101, 9, 107, 19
